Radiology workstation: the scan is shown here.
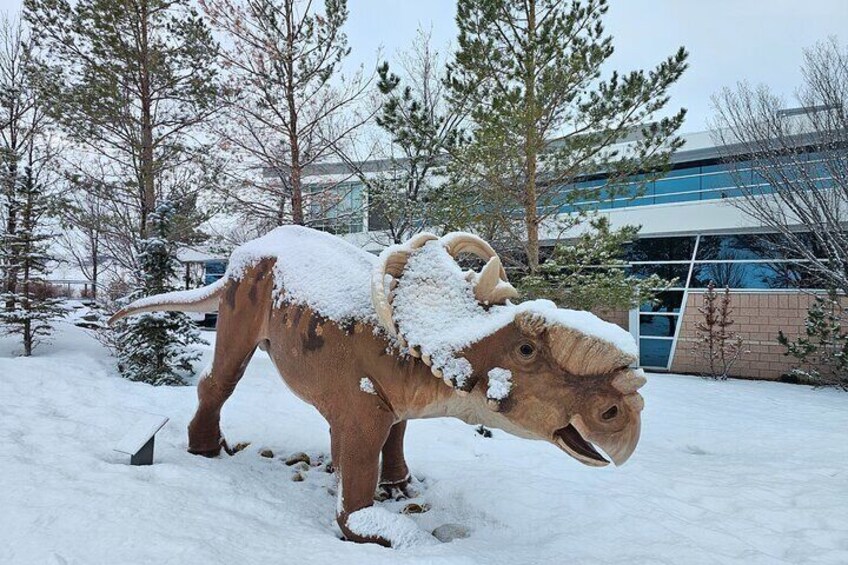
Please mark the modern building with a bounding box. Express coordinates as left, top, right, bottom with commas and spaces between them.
299, 124, 834, 382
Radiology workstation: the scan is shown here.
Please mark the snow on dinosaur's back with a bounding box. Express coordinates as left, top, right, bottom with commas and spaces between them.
119, 226, 377, 325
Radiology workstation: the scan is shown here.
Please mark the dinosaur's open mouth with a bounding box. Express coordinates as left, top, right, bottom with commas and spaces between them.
554, 424, 609, 467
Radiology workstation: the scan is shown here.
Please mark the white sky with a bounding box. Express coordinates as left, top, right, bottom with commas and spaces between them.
3, 0, 847, 132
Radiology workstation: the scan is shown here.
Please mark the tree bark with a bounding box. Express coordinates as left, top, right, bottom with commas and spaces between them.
523, 0, 540, 273
284, 0, 303, 226
138, 0, 155, 238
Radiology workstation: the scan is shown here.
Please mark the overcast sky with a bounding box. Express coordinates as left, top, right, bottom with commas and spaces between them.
2, 0, 847, 132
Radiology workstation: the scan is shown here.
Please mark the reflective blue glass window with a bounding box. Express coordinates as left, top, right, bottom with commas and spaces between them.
204, 260, 227, 285
639, 315, 678, 337
689, 262, 817, 289
696, 234, 785, 261
639, 338, 672, 368
629, 264, 690, 284
641, 291, 685, 313
654, 166, 701, 195
626, 236, 696, 261
205, 260, 226, 274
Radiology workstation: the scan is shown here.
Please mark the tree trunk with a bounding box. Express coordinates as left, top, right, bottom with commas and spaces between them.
523, 0, 540, 273
3, 193, 18, 310
138, 0, 155, 239
22, 259, 31, 356
90, 235, 98, 300
284, 1, 303, 226
4, 126, 20, 310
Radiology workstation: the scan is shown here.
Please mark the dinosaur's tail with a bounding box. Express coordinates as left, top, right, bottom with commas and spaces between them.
107, 277, 228, 326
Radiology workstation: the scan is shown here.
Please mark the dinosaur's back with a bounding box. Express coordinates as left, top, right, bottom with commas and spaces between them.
226, 226, 378, 325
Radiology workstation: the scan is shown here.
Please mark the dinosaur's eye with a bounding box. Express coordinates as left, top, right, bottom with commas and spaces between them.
601, 405, 619, 421
518, 342, 535, 358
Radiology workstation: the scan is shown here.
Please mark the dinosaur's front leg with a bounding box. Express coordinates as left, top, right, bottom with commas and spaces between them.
333, 415, 432, 548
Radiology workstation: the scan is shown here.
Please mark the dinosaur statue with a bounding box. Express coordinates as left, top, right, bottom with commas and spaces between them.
109, 226, 646, 547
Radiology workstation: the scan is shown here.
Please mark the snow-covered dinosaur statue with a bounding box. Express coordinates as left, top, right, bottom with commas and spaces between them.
109, 226, 646, 547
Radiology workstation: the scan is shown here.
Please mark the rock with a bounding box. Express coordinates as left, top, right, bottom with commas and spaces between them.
230, 442, 251, 454
432, 523, 470, 543
293, 461, 310, 472
324, 461, 334, 473
475, 425, 492, 438
291, 472, 305, 482
401, 502, 430, 515
259, 449, 274, 458
285, 452, 310, 466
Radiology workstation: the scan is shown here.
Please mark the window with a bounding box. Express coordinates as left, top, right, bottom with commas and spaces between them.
640, 315, 678, 337
626, 236, 697, 262
629, 263, 690, 284
641, 291, 685, 313
696, 234, 787, 261
204, 260, 227, 285
307, 182, 365, 234
639, 338, 673, 368
689, 262, 819, 290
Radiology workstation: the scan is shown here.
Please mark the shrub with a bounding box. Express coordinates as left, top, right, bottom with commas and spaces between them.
778, 290, 848, 390
692, 282, 747, 380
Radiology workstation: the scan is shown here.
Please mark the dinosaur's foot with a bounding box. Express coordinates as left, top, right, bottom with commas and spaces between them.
377, 474, 420, 501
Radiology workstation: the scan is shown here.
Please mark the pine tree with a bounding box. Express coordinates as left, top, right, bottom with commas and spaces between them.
354, 30, 467, 243
24, 0, 221, 270
446, 0, 689, 273
778, 290, 848, 390
0, 164, 64, 356
113, 201, 205, 385
520, 217, 675, 311
0, 15, 63, 356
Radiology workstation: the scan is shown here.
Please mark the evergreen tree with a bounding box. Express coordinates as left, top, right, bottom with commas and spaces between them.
351, 30, 467, 243
778, 290, 848, 390
113, 201, 205, 385
26, 0, 219, 381
0, 164, 64, 356
24, 0, 221, 269
520, 217, 675, 311
446, 0, 689, 273
0, 15, 62, 356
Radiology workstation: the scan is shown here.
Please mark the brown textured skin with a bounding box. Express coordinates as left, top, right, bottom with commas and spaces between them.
123, 259, 644, 547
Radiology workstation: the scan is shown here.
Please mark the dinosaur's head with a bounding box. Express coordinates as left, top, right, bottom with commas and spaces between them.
467, 310, 645, 466
371, 232, 645, 467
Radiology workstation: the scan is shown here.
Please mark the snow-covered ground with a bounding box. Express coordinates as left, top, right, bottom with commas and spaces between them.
1, 319, 847, 565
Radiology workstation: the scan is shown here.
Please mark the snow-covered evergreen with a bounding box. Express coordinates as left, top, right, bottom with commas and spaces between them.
112, 202, 205, 385
0, 165, 64, 356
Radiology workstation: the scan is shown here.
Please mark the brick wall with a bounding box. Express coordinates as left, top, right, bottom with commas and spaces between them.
670, 291, 818, 381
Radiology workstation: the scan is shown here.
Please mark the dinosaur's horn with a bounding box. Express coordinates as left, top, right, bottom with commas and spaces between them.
438, 233, 518, 305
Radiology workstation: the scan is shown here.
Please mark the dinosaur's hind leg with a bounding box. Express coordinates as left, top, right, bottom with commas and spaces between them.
187, 272, 270, 455
188, 342, 256, 456
379, 421, 414, 498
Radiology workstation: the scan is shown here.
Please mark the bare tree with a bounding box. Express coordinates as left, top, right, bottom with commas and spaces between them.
201, 0, 373, 231
57, 183, 111, 299
711, 37, 848, 295
692, 282, 747, 380
0, 15, 39, 310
